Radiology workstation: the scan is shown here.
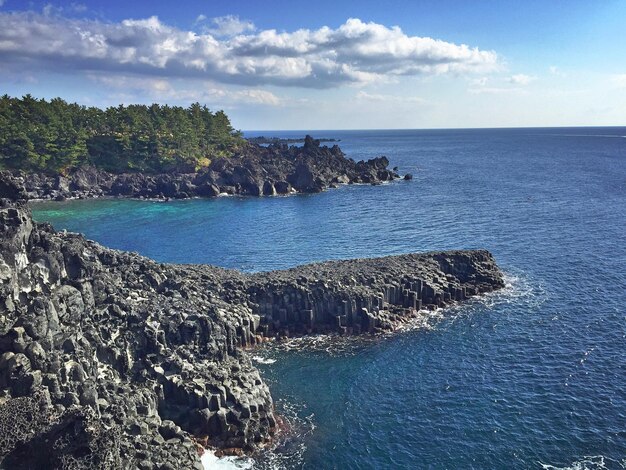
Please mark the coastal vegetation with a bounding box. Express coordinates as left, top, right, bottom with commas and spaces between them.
0, 95, 245, 173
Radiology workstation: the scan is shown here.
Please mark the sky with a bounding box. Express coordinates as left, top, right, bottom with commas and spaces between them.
1, 0, 625, 130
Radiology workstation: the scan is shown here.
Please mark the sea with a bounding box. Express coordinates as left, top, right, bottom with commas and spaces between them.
31, 128, 626, 470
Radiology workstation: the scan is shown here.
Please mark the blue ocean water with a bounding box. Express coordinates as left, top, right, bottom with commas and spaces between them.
31, 128, 626, 469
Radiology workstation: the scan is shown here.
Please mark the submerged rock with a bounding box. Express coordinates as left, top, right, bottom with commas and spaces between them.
0, 200, 505, 468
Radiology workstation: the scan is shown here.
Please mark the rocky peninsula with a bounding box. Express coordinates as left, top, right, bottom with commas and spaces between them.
4, 136, 399, 201
0, 180, 505, 468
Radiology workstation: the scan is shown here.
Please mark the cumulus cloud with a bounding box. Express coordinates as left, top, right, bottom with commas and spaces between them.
0, 11, 499, 88
205, 15, 255, 36
507, 74, 536, 85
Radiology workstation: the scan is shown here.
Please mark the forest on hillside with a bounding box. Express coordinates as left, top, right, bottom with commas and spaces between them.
0, 95, 246, 173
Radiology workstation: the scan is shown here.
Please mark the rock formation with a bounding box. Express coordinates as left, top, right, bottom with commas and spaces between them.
3, 137, 399, 201
0, 186, 504, 468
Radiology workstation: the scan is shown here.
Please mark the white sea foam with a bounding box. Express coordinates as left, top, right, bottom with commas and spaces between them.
475, 270, 546, 310
252, 355, 277, 364
540, 455, 626, 470
200, 450, 253, 470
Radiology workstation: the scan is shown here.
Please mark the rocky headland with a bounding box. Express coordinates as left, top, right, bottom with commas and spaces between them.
4, 136, 399, 202
0, 179, 505, 468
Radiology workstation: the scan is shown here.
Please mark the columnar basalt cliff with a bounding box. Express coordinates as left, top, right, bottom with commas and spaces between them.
245, 250, 503, 338
4, 136, 399, 201
0, 196, 504, 468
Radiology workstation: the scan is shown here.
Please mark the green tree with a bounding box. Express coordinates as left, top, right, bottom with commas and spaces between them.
0, 95, 246, 173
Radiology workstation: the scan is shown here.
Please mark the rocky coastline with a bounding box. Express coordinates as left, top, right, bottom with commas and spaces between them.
3, 136, 399, 202
0, 177, 505, 468
246, 136, 340, 145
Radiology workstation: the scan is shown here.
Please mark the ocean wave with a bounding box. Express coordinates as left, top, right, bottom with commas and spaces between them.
540, 455, 626, 470
252, 355, 277, 364
201, 450, 253, 470
452, 269, 546, 312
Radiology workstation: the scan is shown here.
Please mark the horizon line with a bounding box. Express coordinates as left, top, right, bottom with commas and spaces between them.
242, 125, 626, 132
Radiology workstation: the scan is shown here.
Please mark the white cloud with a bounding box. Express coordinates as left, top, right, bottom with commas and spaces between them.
42, 2, 87, 16
231, 89, 281, 105
468, 86, 528, 95
356, 90, 424, 104
42, 3, 55, 16
206, 15, 255, 36
0, 12, 499, 89
507, 74, 536, 85
70, 3, 87, 13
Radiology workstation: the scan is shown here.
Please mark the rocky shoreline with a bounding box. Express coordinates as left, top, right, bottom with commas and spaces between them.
3, 136, 400, 202
246, 136, 340, 145
0, 159, 505, 468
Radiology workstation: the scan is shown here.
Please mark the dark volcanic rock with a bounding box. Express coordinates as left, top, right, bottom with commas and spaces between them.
0, 172, 27, 201
0, 200, 505, 468
6, 137, 400, 201
0, 392, 122, 469
246, 136, 339, 145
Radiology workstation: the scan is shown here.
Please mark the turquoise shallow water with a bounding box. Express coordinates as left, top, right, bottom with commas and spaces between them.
32, 128, 626, 469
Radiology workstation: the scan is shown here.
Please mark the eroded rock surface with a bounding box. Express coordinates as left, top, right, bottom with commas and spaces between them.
3, 137, 399, 201
0, 197, 504, 468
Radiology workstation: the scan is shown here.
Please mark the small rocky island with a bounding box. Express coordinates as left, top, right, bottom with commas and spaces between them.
0, 187, 505, 468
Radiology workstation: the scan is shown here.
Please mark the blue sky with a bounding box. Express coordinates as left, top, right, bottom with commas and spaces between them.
1, 0, 625, 129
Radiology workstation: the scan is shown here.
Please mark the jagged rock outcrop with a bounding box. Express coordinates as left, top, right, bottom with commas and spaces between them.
0, 199, 504, 468
3, 137, 399, 201
0, 202, 274, 469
